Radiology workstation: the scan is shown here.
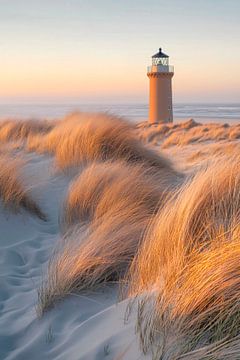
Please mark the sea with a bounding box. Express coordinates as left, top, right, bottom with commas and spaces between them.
0, 103, 239, 123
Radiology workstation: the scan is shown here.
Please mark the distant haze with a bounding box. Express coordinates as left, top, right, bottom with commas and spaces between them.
0, 0, 239, 103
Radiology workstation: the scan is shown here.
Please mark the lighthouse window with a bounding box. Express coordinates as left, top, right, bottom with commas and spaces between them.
153, 58, 169, 66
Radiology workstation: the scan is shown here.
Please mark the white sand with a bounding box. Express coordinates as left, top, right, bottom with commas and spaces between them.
0, 151, 147, 360
3, 117, 239, 359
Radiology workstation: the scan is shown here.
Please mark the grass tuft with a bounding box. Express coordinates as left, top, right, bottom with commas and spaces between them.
0, 154, 46, 220
38, 159, 178, 315
126, 156, 240, 359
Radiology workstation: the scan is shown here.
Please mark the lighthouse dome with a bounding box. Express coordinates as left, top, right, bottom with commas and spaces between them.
152, 48, 169, 58
152, 48, 169, 66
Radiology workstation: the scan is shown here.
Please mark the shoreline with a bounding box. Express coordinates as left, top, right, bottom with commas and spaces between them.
137, 117, 240, 126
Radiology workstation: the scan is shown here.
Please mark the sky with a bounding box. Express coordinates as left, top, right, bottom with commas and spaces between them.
0, 0, 239, 104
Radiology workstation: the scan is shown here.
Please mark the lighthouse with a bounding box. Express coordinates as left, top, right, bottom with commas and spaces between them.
147, 48, 174, 124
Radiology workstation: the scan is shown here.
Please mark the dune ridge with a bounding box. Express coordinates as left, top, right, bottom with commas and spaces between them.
126, 157, 240, 359
38, 158, 178, 315
27, 112, 180, 175
0, 118, 54, 143
138, 119, 240, 147
0, 153, 46, 220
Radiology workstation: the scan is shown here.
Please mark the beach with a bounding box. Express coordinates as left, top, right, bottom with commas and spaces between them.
0, 112, 240, 359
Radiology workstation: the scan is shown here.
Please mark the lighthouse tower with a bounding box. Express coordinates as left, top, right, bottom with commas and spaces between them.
147, 48, 174, 124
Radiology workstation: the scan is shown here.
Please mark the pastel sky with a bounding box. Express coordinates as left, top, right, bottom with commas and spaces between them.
0, 0, 239, 103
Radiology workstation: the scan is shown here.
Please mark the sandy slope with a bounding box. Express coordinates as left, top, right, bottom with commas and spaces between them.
2, 117, 240, 360
0, 151, 147, 360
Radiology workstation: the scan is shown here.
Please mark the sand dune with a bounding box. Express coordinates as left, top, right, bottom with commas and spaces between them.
0, 118, 54, 143
138, 118, 240, 147
127, 157, 240, 359
0, 113, 240, 359
27, 112, 179, 174
38, 159, 178, 314
0, 153, 46, 220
